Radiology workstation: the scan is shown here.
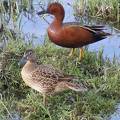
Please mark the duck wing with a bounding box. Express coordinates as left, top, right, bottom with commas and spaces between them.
31, 64, 74, 81
63, 22, 111, 41
63, 22, 105, 31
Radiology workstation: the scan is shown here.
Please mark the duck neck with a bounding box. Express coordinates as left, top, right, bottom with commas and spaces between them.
23, 61, 37, 73
51, 13, 64, 27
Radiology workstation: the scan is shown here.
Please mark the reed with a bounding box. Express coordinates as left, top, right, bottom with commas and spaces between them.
74, 0, 119, 22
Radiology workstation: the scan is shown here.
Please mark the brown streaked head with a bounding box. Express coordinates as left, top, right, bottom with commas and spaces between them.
37, 2, 65, 21
18, 49, 36, 67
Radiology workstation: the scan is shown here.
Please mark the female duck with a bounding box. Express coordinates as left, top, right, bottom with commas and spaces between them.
19, 49, 87, 105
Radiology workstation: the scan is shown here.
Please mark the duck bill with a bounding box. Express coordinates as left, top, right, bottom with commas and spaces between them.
37, 10, 48, 15
18, 56, 27, 68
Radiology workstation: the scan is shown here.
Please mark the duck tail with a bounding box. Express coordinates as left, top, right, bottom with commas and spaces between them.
65, 82, 88, 92
94, 31, 111, 41
98, 31, 111, 36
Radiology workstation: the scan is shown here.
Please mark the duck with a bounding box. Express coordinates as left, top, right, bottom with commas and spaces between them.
37, 2, 111, 60
19, 49, 88, 105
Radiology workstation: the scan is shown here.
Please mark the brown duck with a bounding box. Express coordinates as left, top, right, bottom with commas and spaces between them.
37, 2, 111, 60
19, 49, 87, 105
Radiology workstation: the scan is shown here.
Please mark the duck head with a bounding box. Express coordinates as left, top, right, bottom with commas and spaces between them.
37, 2, 65, 22
18, 49, 36, 67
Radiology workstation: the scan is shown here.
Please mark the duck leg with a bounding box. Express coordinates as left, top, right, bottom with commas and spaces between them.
43, 94, 47, 106
79, 48, 84, 61
68, 48, 75, 57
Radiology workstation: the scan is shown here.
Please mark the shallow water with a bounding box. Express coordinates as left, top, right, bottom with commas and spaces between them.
20, 0, 120, 61
108, 104, 120, 120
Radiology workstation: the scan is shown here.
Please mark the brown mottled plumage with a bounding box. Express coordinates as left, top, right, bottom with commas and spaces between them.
19, 50, 87, 105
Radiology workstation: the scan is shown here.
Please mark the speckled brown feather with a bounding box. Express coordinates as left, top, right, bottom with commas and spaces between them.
22, 63, 77, 95
32, 64, 64, 79
20, 50, 88, 105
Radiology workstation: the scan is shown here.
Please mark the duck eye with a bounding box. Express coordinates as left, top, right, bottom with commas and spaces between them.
29, 52, 32, 55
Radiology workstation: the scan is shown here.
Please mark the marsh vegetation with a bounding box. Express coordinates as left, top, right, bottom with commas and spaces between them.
74, 0, 120, 23
0, 0, 120, 120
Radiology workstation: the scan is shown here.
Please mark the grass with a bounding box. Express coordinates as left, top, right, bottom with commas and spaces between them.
0, 37, 120, 120
73, 0, 120, 23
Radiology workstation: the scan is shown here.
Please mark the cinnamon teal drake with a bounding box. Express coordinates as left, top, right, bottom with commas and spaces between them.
19, 49, 88, 105
37, 2, 111, 60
